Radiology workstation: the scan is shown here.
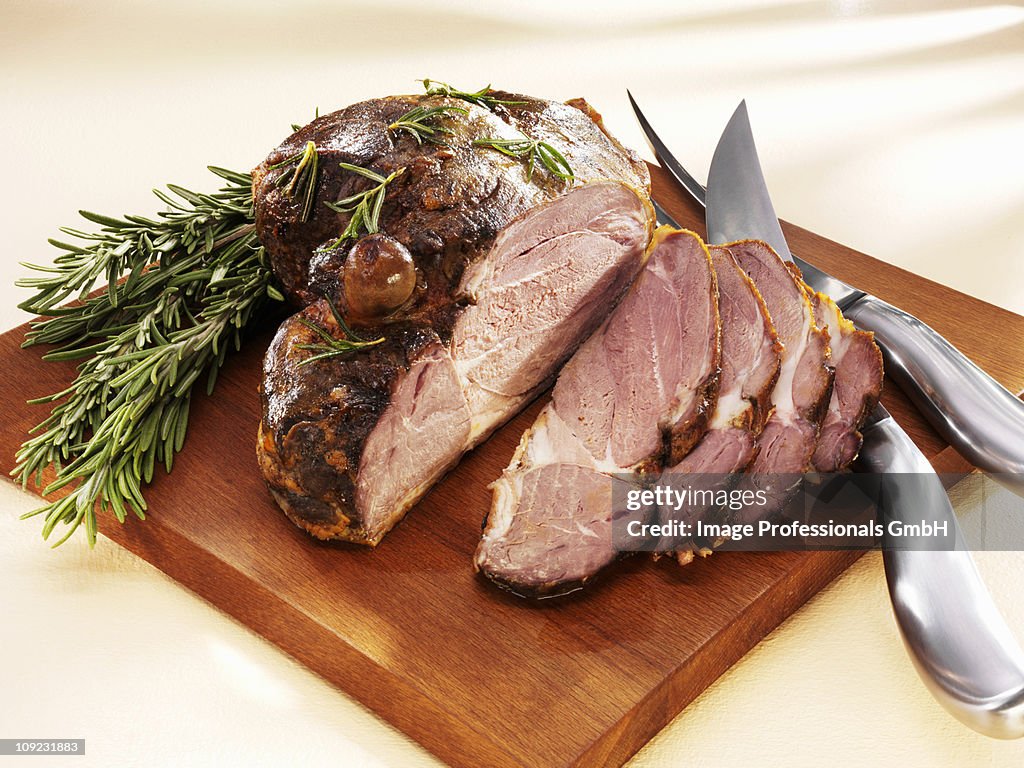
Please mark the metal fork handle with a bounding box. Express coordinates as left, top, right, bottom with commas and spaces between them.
845, 295, 1024, 494
859, 415, 1024, 738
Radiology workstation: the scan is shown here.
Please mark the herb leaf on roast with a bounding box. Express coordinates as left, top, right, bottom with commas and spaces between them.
418, 79, 526, 110
270, 141, 319, 223
324, 163, 406, 248
473, 135, 575, 182
388, 104, 469, 145
295, 297, 384, 367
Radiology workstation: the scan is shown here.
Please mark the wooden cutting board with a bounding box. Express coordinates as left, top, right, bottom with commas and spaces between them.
2, 164, 1023, 768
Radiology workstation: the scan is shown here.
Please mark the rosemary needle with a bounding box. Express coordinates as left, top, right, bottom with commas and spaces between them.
418, 79, 526, 110
324, 163, 406, 248
388, 104, 468, 145
473, 135, 574, 182
296, 297, 384, 367
270, 141, 320, 222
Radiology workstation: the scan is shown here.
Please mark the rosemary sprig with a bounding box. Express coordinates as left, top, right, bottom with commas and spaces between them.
14, 166, 283, 547
473, 135, 574, 182
296, 297, 384, 367
270, 140, 319, 222
388, 104, 469, 145
324, 163, 406, 248
419, 79, 525, 110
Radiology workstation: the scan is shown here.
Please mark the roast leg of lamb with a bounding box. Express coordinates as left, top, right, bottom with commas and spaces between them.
475, 229, 721, 596
254, 90, 653, 544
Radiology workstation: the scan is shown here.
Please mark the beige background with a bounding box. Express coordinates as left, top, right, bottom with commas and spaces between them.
1, 1, 1023, 766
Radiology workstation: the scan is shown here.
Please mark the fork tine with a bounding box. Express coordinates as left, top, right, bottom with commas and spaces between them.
627, 90, 708, 208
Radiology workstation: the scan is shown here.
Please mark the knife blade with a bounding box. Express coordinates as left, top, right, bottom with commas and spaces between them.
629, 91, 1024, 494
637, 92, 1024, 738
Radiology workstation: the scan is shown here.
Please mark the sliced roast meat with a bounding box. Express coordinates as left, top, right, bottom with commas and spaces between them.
670, 246, 781, 475
806, 291, 883, 471
258, 181, 653, 543
661, 245, 781, 560
481, 414, 625, 594
729, 240, 834, 477
476, 229, 720, 596
450, 185, 655, 441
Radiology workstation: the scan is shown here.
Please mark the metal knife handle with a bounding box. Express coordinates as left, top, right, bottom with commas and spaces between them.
858, 417, 1024, 738
846, 294, 1024, 492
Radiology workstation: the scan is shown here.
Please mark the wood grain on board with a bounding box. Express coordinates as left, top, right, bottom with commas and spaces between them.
2, 163, 1023, 768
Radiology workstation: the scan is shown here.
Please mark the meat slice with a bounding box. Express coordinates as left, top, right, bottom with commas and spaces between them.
258, 182, 653, 544
807, 291, 883, 471
670, 246, 781, 475
450, 185, 654, 440
729, 240, 834, 477
660, 245, 781, 560
475, 229, 720, 596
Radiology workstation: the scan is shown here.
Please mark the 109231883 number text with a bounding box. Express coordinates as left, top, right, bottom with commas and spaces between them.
0, 739, 85, 755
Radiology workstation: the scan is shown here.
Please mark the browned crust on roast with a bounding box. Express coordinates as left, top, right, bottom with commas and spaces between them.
668, 367, 720, 466
258, 423, 370, 543
564, 97, 647, 175
257, 299, 445, 543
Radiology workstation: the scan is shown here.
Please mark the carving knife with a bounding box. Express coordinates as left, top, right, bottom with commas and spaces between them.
633, 94, 1024, 738
629, 92, 1024, 496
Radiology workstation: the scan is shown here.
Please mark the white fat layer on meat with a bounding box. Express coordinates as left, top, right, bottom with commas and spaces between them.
476, 403, 618, 568
663, 382, 696, 430
476, 409, 542, 558
464, 387, 523, 444
768, 276, 819, 426
710, 387, 748, 431
476, 470, 521, 560
816, 294, 852, 358
769, 326, 803, 423
525, 405, 629, 476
